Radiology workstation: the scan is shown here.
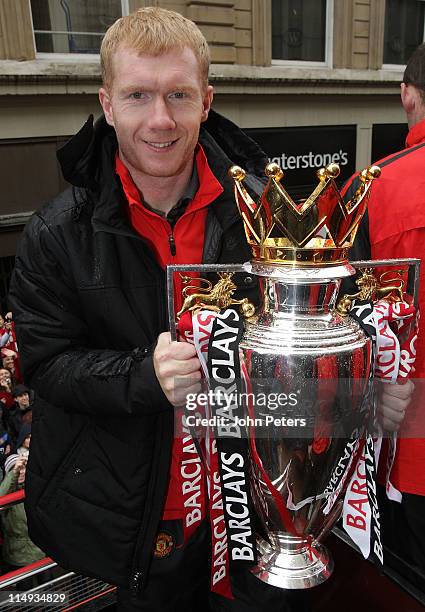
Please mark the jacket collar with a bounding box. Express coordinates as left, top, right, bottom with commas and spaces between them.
56, 110, 268, 234
406, 117, 425, 148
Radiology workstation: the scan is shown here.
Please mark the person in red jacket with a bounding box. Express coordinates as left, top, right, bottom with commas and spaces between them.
343, 43, 425, 587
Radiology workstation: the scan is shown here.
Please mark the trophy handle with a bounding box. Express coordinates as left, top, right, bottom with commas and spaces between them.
350, 258, 420, 308
166, 263, 251, 341
166, 263, 251, 469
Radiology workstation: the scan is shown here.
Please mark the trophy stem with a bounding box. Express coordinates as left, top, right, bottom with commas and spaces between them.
252, 534, 333, 589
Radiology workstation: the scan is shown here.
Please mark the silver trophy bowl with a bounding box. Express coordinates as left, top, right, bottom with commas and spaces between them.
240, 261, 372, 589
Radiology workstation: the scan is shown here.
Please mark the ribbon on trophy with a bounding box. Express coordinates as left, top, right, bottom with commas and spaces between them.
178, 307, 257, 599
342, 295, 417, 566
159, 309, 208, 554
207, 310, 257, 569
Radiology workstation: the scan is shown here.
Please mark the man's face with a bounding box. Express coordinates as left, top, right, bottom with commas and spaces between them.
16, 393, 29, 409
99, 46, 213, 183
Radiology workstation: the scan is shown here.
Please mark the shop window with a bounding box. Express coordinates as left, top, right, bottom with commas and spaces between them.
30, 0, 129, 55
272, 0, 333, 65
384, 0, 425, 65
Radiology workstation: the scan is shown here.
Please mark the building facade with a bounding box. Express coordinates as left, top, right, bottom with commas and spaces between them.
0, 0, 420, 302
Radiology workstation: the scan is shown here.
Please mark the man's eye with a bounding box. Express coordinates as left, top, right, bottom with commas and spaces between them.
130, 92, 145, 100
170, 92, 186, 99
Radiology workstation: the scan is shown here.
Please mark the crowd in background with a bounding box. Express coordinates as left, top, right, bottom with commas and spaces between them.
0, 312, 31, 460
0, 311, 45, 578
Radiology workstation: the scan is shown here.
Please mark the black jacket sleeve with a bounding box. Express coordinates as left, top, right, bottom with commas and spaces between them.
8, 213, 171, 418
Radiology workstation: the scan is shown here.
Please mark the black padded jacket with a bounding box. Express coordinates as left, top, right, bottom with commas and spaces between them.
8, 110, 267, 593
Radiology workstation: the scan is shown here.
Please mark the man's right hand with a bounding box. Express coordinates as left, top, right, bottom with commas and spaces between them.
153, 332, 201, 407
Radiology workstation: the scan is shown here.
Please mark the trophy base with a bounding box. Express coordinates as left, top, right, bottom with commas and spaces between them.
251, 536, 333, 589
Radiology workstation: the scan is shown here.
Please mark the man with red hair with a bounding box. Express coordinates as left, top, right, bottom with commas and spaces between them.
9, 7, 309, 612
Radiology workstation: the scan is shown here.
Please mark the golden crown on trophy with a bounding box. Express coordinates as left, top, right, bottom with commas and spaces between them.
228, 162, 381, 266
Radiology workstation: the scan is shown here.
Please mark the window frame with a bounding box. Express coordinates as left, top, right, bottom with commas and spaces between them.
31, 0, 130, 59
382, 0, 425, 71
271, 0, 334, 68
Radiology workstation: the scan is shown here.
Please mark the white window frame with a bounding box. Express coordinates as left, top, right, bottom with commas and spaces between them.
31, 0, 130, 60
271, 0, 334, 68
382, 0, 425, 71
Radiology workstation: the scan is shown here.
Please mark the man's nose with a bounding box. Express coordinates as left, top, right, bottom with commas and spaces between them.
148, 96, 176, 130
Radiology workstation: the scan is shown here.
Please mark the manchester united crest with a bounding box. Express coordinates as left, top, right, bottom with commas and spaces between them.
154, 531, 174, 559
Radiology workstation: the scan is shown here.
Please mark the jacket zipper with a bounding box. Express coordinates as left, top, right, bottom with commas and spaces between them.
130, 274, 169, 594
130, 410, 172, 594
168, 232, 176, 256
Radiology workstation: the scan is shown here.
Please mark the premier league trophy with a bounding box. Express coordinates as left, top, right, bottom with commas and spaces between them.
226, 162, 379, 588
167, 161, 419, 592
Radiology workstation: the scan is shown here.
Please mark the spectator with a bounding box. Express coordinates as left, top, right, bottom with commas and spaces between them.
1, 351, 16, 383
0, 454, 44, 577
15, 424, 31, 460
0, 369, 14, 410
3, 314, 18, 354
12, 386, 31, 411
0, 315, 11, 350
0, 416, 11, 473
1, 349, 21, 386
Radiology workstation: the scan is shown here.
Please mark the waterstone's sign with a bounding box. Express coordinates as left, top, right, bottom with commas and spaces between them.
244, 125, 357, 199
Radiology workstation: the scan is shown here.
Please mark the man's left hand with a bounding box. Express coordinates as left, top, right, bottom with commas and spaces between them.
377, 379, 414, 432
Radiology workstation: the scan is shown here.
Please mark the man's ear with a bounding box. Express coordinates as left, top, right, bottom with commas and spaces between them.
401, 82, 416, 114
201, 85, 214, 123
99, 87, 115, 126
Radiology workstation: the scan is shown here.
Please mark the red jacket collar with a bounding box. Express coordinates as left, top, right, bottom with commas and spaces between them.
406, 117, 425, 148
115, 155, 140, 209
115, 145, 223, 216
